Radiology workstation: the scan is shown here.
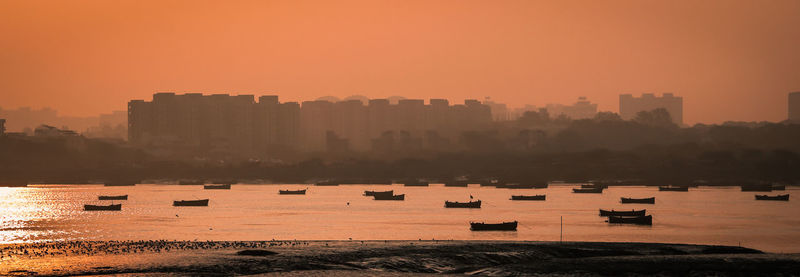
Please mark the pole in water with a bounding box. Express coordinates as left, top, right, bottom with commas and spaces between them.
560, 216, 563, 244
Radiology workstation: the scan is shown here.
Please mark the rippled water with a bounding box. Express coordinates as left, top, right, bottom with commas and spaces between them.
1, 184, 798, 252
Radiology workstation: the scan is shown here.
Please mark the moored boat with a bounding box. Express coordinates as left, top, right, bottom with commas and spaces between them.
373, 193, 405, 200
444, 200, 481, 208
620, 197, 655, 204
510, 195, 546, 201
364, 190, 393, 196
173, 199, 209, 206
659, 186, 689, 192
755, 194, 789, 201
98, 195, 128, 200
599, 209, 646, 217
470, 221, 518, 231
581, 184, 607, 189
279, 189, 307, 195
204, 184, 231, 190
84, 204, 122, 211
608, 215, 652, 225
573, 187, 603, 193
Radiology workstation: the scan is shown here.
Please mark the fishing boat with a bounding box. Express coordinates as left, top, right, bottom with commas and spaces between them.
204, 184, 231, 190
573, 187, 603, 193
104, 183, 135, 187
373, 193, 405, 200
658, 186, 689, 191
315, 181, 339, 186
510, 195, 546, 201
608, 215, 652, 225
599, 209, 646, 217
179, 180, 204, 185
98, 195, 128, 200
444, 182, 468, 187
755, 194, 789, 201
173, 199, 209, 206
404, 182, 429, 187
496, 183, 548, 189
363, 190, 393, 196
740, 184, 772, 192
620, 197, 655, 204
444, 200, 481, 208
470, 221, 518, 231
84, 204, 122, 211
581, 184, 607, 189
279, 189, 307, 195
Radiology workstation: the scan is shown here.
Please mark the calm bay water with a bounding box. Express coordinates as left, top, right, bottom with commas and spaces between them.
1, 184, 798, 252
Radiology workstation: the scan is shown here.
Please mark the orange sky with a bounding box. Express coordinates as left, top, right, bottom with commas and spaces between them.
1, 0, 799, 124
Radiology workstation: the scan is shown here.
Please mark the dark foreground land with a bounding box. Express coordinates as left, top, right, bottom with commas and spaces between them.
1, 240, 798, 276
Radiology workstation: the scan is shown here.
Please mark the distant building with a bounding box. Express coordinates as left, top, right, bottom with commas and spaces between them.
619, 93, 683, 125
482, 97, 510, 121
790, 92, 800, 123
546, 97, 598, 120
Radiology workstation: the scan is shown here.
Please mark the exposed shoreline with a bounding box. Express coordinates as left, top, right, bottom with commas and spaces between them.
2, 240, 799, 276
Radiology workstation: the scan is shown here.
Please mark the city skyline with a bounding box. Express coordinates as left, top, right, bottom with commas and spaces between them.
2, 1, 799, 124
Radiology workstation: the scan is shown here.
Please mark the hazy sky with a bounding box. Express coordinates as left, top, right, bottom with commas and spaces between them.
1, 0, 799, 124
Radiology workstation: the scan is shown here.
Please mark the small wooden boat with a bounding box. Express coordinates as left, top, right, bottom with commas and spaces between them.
315, 181, 339, 186
741, 184, 772, 192
496, 183, 548, 189
179, 180, 204, 185
510, 195, 546, 201
599, 209, 646, 217
173, 199, 209, 206
659, 186, 689, 191
444, 182, 468, 187
279, 189, 307, 195
444, 200, 481, 208
364, 190, 393, 196
98, 195, 128, 200
755, 194, 789, 201
84, 204, 122, 211
374, 194, 405, 200
608, 215, 652, 225
404, 182, 429, 187
573, 188, 603, 193
620, 197, 655, 204
204, 184, 231, 190
470, 221, 518, 231
104, 183, 135, 187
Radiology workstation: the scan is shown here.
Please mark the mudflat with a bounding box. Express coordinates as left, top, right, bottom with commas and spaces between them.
1, 240, 798, 276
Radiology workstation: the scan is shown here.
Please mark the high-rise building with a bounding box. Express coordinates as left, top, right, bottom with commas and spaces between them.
546, 97, 598, 120
619, 93, 683, 125
789, 92, 800, 123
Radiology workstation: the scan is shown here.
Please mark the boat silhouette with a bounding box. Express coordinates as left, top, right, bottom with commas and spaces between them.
470, 221, 518, 231
444, 200, 481, 208
373, 193, 405, 200
173, 199, 209, 206
98, 195, 128, 200
573, 187, 603, 193
755, 194, 789, 201
84, 204, 122, 211
608, 215, 652, 225
510, 195, 546, 201
204, 184, 231, 190
599, 209, 646, 217
104, 183, 135, 187
658, 186, 689, 191
364, 190, 393, 196
279, 189, 307, 195
621, 197, 655, 204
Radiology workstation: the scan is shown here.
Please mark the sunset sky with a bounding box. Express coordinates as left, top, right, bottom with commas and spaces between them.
1, 0, 798, 124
